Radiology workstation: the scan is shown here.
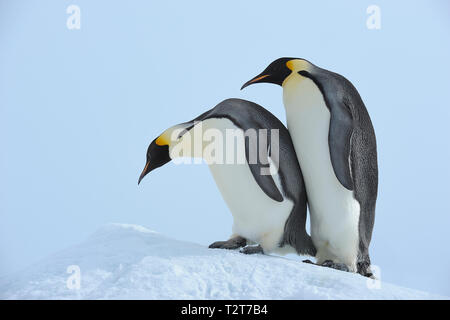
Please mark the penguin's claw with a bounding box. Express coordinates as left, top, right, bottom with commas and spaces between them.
321, 260, 350, 272
239, 245, 264, 255
302, 259, 315, 265
208, 236, 247, 250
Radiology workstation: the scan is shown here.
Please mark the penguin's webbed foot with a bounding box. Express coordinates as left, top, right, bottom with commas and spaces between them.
321, 260, 350, 272
302, 259, 315, 265
239, 245, 264, 255
208, 236, 247, 250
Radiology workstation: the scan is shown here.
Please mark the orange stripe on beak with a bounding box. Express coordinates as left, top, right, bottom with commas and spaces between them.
241, 74, 270, 90
138, 161, 150, 185
249, 74, 269, 83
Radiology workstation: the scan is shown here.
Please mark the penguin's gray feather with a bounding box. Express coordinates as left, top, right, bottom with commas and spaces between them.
299, 67, 378, 274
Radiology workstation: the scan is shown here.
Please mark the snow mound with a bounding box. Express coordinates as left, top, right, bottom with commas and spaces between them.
0, 223, 446, 299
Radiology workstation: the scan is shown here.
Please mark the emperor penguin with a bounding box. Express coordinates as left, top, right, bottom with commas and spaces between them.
138, 98, 316, 257
241, 58, 378, 277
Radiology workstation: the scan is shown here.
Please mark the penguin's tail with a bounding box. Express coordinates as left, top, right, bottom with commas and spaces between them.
280, 203, 317, 257
293, 233, 316, 257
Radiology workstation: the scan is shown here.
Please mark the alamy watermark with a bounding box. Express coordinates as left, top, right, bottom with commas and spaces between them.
65, 5, 381, 31
66, 5, 81, 30
165, 122, 280, 176
366, 5, 381, 30
66, 265, 81, 290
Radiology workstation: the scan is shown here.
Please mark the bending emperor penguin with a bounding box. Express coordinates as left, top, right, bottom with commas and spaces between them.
242, 58, 378, 277
138, 98, 316, 257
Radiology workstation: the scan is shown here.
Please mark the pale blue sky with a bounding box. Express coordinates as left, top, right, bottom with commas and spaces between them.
1, 0, 449, 296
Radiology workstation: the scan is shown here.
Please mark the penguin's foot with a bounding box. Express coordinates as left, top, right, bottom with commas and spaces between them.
321, 260, 350, 272
302, 259, 315, 265
357, 261, 374, 278
208, 236, 247, 250
358, 269, 374, 279
240, 245, 264, 255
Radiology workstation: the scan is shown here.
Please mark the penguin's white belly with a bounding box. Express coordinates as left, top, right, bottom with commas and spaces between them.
201, 119, 294, 254
283, 76, 360, 270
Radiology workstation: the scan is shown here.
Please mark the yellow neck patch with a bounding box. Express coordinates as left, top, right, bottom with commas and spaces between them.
155, 131, 171, 146
155, 124, 187, 146
286, 59, 310, 72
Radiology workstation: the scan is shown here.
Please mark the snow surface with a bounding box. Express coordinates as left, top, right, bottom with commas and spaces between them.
0, 223, 446, 300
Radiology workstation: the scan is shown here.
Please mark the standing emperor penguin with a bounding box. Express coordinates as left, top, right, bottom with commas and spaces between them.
242, 58, 378, 277
138, 98, 316, 257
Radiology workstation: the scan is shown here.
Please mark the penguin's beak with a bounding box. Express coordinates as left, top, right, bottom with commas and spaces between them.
241, 74, 270, 90
138, 161, 151, 185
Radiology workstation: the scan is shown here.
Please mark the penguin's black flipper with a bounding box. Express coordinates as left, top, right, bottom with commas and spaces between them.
245, 129, 284, 203
298, 69, 355, 191
327, 98, 354, 190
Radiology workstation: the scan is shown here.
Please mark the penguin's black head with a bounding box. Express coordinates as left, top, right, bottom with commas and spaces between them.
241, 57, 306, 89
138, 138, 171, 185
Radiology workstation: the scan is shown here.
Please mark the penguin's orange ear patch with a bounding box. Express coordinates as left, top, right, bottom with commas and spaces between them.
155, 134, 169, 146
286, 59, 310, 72
286, 60, 295, 71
